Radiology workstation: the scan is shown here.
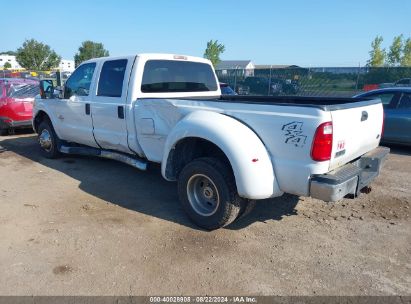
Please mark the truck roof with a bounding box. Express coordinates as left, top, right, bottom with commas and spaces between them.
81, 53, 212, 65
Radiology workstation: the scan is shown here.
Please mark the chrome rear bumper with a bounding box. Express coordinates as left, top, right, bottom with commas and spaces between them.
310, 146, 390, 202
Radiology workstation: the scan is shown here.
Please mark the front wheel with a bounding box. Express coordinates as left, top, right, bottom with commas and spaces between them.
178, 157, 241, 230
38, 120, 61, 159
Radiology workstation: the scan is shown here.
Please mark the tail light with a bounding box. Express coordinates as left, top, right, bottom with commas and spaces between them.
311, 121, 333, 161
381, 111, 385, 138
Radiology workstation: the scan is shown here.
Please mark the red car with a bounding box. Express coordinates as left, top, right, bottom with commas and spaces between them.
0, 78, 39, 135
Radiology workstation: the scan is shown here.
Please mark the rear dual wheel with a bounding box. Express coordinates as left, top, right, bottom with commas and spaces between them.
178, 157, 254, 230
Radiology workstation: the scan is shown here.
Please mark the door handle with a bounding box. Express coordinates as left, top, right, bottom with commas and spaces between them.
118, 106, 124, 119
361, 111, 368, 121
85, 103, 90, 115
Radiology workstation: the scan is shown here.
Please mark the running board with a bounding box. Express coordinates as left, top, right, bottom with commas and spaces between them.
59, 145, 148, 171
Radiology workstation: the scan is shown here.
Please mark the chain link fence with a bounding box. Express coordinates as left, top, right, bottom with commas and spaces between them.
1, 67, 411, 97
216, 66, 411, 97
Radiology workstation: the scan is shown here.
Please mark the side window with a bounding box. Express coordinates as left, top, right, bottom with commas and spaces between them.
397, 93, 411, 109
97, 59, 128, 97
369, 93, 395, 108
64, 63, 96, 99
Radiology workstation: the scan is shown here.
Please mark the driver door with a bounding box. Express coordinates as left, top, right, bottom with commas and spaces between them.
49, 62, 99, 147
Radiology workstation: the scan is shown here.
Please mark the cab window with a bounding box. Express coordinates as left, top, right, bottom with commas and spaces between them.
64, 63, 96, 98
97, 59, 128, 97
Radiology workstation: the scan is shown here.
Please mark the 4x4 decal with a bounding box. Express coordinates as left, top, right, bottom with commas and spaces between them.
282, 121, 307, 147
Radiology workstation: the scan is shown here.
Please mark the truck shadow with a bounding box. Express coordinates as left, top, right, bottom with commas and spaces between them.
228, 194, 299, 230
0, 135, 300, 231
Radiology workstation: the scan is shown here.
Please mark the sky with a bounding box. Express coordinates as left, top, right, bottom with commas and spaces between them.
2, 0, 410, 67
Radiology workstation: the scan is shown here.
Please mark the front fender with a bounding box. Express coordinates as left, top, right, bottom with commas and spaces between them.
33, 98, 61, 137
162, 111, 282, 199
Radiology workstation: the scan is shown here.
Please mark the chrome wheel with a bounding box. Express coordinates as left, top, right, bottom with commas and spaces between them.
39, 129, 52, 152
186, 174, 220, 216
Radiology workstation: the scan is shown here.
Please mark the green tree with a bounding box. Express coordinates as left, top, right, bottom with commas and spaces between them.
3, 62, 12, 69
367, 36, 386, 67
401, 38, 411, 66
203, 40, 225, 67
74, 41, 109, 67
15, 39, 61, 70
387, 35, 403, 66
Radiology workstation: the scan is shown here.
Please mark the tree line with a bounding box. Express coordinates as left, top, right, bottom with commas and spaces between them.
3, 36, 411, 72
368, 34, 411, 67
0, 39, 110, 71
1, 38, 225, 71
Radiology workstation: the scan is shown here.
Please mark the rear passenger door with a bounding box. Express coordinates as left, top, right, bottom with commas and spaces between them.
91, 59, 132, 153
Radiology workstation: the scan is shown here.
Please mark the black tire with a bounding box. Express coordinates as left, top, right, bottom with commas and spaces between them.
178, 157, 241, 230
37, 120, 61, 159
0, 129, 7, 136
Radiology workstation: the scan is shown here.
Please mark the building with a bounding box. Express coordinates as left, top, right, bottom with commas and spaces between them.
58, 59, 75, 72
0, 54, 75, 72
216, 60, 255, 77
254, 64, 301, 70
0, 55, 22, 69
254, 64, 308, 79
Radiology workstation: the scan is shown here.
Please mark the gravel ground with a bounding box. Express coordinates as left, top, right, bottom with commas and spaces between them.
0, 133, 410, 296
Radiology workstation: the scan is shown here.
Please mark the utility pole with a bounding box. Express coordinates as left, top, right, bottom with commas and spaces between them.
233, 66, 239, 92
268, 65, 272, 95
355, 62, 361, 91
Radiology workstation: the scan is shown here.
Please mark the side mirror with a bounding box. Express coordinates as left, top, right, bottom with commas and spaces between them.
39, 80, 54, 99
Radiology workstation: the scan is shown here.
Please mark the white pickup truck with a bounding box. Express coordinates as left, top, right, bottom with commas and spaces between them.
33, 53, 389, 229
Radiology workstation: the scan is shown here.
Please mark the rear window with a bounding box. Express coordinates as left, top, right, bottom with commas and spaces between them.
141, 60, 218, 93
6, 83, 39, 99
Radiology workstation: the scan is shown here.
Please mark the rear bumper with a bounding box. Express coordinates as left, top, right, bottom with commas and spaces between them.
309, 146, 390, 202
0, 116, 32, 129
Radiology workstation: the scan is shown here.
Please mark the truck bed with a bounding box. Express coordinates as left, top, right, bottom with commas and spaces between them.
216, 95, 379, 111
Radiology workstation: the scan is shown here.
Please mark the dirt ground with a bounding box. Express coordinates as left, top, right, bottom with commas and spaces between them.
0, 132, 410, 296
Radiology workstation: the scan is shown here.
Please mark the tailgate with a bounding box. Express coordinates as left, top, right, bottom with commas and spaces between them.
329, 101, 383, 170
